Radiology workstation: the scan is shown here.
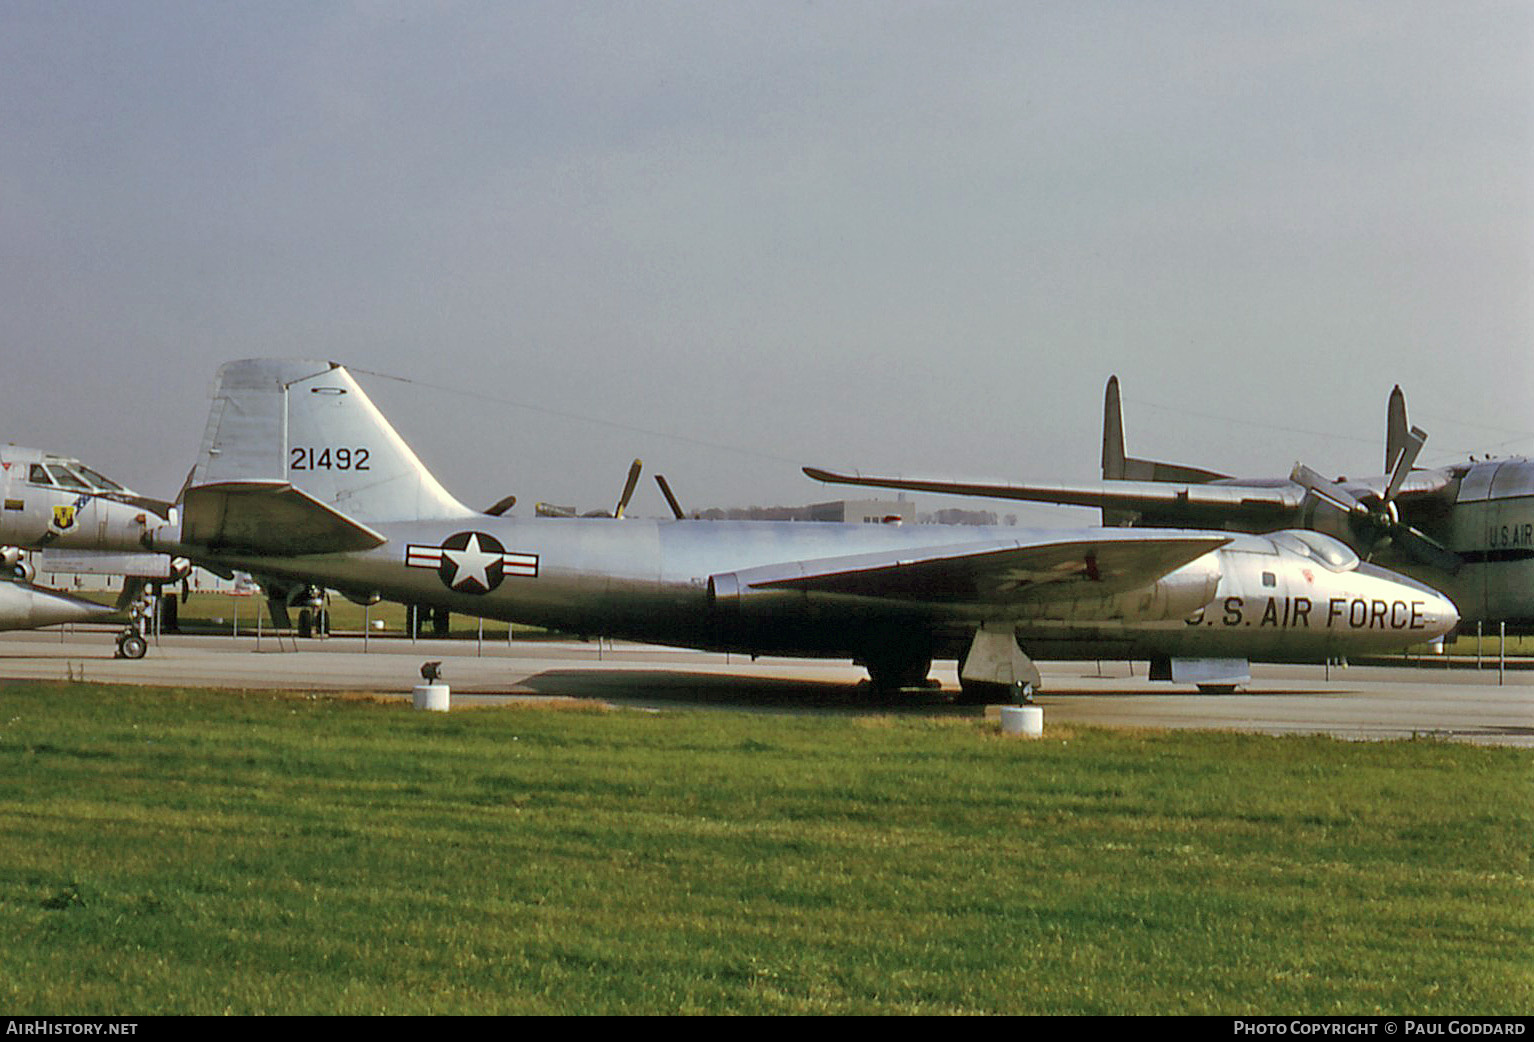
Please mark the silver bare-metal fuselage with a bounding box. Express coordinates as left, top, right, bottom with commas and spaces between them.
162, 518, 1456, 664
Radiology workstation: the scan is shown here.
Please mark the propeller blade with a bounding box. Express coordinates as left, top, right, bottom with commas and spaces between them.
1290, 463, 1367, 515
655, 475, 685, 520
1395, 525, 1463, 575
1382, 425, 1427, 505
614, 459, 643, 519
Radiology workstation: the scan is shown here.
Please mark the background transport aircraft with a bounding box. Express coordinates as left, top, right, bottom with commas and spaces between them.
807, 378, 1533, 633
142, 359, 1457, 699
0, 446, 181, 655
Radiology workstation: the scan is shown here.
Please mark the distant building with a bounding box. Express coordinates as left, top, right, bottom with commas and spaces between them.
805, 498, 912, 523
693, 498, 1010, 524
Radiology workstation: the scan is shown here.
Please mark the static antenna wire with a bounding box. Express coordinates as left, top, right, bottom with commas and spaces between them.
1126, 397, 1534, 460
345, 366, 804, 467
1410, 408, 1534, 441
1121, 396, 1380, 447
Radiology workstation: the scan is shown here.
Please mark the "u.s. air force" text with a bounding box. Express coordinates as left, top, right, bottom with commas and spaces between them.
1188, 596, 1431, 629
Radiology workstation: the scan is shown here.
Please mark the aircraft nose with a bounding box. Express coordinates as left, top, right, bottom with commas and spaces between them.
1425, 590, 1460, 641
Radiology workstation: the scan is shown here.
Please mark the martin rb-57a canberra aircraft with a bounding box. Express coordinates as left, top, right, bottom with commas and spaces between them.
144, 360, 1457, 699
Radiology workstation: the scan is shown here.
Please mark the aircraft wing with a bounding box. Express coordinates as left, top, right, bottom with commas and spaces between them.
715, 532, 1229, 605
1333, 470, 1454, 502
803, 466, 1302, 521
181, 481, 387, 556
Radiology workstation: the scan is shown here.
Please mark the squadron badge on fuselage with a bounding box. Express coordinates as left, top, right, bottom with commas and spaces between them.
51, 504, 77, 532
405, 531, 538, 594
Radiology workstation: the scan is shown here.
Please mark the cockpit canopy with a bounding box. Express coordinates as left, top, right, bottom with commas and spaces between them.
1270, 529, 1360, 572
26, 461, 129, 494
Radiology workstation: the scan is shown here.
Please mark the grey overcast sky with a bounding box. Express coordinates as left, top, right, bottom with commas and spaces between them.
3, 2, 1530, 521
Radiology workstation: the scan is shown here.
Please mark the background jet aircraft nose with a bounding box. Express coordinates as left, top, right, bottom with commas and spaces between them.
0, 582, 116, 631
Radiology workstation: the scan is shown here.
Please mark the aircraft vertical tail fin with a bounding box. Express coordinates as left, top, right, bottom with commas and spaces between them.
1100, 375, 1136, 526
1101, 375, 1128, 481
1385, 385, 1410, 475
189, 359, 474, 525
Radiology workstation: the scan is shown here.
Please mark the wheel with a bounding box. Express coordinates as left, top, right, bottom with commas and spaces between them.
117, 634, 147, 660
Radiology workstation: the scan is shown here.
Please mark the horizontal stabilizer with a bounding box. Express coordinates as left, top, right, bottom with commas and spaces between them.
1120, 457, 1231, 484
717, 533, 1229, 605
181, 482, 386, 556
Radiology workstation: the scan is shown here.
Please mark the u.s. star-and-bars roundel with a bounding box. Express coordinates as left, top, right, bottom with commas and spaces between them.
405, 532, 539, 594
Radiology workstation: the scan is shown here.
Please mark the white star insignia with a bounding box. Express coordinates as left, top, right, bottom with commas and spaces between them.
442, 533, 499, 591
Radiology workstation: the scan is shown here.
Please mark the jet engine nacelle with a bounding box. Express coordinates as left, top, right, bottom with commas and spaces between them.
1298, 495, 1360, 549
707, 571, 800, 616
1010, 554, 1223, 622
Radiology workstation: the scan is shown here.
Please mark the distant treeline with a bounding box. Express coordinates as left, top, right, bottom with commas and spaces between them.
692, 506, 1012, 525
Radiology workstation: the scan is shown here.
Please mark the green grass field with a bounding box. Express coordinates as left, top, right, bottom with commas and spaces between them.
0, 682, 1528, 1014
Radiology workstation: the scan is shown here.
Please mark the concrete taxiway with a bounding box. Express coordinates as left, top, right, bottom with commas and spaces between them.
1, 627, 1530, 747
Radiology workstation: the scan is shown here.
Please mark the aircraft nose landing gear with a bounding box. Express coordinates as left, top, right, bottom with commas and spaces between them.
115, 630, 147, 659
114, 592, 152, 659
